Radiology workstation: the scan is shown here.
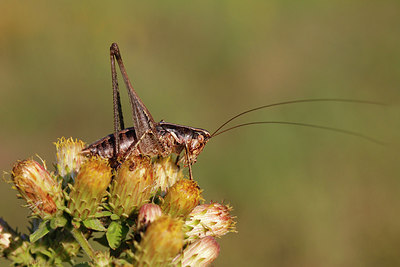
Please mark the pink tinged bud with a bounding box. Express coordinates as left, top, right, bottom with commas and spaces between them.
11, 159, 61, 217
67, 157, 112, 221
0, 233, 11, 250
152, 156, 183, 191
0, 220, 12, 250
161, 179, 202, 219
109, 156, 155, 217
185, 203, 236, 242
173, 236, 220, 267
137, 204, 163, 229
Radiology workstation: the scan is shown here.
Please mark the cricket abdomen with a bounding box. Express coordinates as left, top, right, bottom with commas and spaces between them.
82, 127, 138, 159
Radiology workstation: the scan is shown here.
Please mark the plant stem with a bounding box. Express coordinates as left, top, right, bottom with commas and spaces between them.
70, 227, 96, 261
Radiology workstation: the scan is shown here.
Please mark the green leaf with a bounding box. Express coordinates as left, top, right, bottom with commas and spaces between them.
110, 213, 120, 220
38, 247, 54, 258
30, 220, 51, 243
82, 218, 106, 231
72, 218, 81, 229
49, 215, 68, 229
106, 221, 128, 250
95, 210, 112, 218
30, 245, 55, 258
73, 263, 90, 267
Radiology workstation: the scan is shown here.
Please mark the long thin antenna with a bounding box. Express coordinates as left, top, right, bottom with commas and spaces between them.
211, 121, 384, 145
210, 99, 385, 137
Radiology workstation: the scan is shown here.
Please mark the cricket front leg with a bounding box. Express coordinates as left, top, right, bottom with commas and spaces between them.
184, 144, 193, 180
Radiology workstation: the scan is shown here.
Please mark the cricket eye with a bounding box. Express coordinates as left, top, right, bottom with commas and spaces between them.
197, 134, 204, 143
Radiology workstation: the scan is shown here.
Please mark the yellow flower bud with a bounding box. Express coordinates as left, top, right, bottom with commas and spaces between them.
152, 156, 183, 191
136, 216, 183, 267
55, 137, 86, 183
109, 156, 155, 217
161, 179, 202, 219
67, 157, 112, 221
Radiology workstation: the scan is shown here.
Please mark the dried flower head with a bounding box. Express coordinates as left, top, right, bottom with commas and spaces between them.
185, 203, 236, 241
161, 179, 202, 219
11, 159, 62, 217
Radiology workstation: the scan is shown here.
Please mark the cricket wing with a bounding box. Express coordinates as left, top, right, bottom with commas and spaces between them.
110, 43, 164, 155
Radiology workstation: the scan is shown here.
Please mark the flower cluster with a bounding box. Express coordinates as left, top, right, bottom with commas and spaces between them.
2, 137, 236, 266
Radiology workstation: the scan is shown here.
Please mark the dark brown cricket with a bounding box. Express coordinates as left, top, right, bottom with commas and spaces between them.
82, 43, 383, 177
81, 43, 210, 177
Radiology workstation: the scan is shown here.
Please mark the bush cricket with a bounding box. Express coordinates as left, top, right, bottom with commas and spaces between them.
82, 43, 383, 179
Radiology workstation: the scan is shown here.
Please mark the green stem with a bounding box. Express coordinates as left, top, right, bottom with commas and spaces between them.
70, 227, 96, 261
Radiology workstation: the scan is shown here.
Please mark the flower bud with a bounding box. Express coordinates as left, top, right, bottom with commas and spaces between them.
185, 203, 236, 241
55, 137, 86, 183
161, 179, 202, 219
0, 218, 13, 251
152, 156, 183, 191
137, 204, 163, 229
67, 157, 112, 221
93, 251, 112, 266
109, 156, 155, 217
136, 215, 184, 266
12, 159, 61, 217
173, 236, 220, 267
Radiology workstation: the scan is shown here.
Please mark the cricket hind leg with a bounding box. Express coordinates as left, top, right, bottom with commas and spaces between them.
110, 43, 126, 159
110, 42, 166, 158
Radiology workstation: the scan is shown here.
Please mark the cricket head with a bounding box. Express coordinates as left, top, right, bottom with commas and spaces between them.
186, 128, 211, 163
158, 122, 211, 164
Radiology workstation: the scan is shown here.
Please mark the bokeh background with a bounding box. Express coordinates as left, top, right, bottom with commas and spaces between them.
0, 1, 399, 266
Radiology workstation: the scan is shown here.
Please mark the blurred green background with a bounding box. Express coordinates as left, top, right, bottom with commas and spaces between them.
0, 1, 399, 266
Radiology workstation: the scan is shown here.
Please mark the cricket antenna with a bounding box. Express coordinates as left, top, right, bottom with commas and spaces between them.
211, 121, 385, 145
210, 98, 385, 137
